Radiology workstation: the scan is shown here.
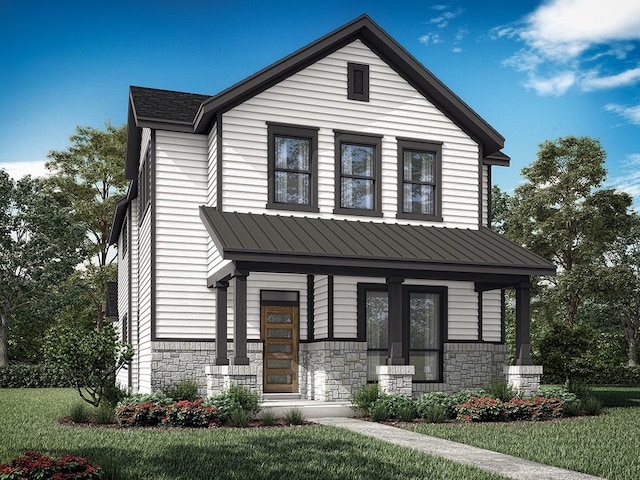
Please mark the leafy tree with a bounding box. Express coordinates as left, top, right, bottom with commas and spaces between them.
507, 136, 632, 327
595, 213, 640, 366
0, 170, 85, 366
44, 322, 133, 407
490, 185, 510, 234
46, 122, 127, 328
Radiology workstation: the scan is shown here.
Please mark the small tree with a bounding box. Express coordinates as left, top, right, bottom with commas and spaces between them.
44, 322, 133, 407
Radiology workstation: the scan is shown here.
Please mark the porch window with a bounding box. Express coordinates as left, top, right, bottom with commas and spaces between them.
334, 132, 382, 216
267, 123, 318, 212
397, 139, 442, 221
360, 284, 444, 382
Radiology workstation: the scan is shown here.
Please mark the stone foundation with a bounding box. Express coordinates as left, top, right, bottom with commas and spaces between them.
377, 365, 415, 397
413, 342, 508, 397
299, 341, 367, 401
504, 365, 543, 397
150, 341, 215, 398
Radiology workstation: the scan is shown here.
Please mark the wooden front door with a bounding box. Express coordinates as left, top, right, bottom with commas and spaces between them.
261, 305, 298, 393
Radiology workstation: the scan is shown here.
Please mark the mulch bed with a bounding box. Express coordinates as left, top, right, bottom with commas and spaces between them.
57, 416, 319, 430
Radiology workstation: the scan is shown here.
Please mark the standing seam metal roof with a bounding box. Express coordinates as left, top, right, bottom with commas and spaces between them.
199, 207, 556, 275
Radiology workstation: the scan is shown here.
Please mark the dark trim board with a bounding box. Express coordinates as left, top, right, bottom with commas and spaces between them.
327, 275, 334, 339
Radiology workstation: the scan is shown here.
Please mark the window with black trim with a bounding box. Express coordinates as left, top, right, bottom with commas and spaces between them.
267, 123, 318, 211
397, 139, 442, 221
334, 132, 382, 216
348, 63, 369, 101
121, 216, 128, 258
138, 145, 152, 219
359, 284, 445, 383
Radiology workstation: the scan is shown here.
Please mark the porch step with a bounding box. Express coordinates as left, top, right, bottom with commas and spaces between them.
259, 398, 355, 419
262, 393, 301, 401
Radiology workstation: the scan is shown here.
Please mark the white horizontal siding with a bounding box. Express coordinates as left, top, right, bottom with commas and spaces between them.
154, 131, 215, 339
128, 202, 139, 391
137, 207, 152, 392
482, 290, 502, 342
482, 164, 489, 227
313, 276, 329, 339
221, 39, 479, 228
116, 215, 129, 388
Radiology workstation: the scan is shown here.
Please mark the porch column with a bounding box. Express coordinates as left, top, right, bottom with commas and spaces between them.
233, 270, 249, 365
515, 281, 532, 366
215, 279, 229, 366
386, 276, 405, 365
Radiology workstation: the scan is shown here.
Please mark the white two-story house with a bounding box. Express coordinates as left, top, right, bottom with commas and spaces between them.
109, 15, 554, 400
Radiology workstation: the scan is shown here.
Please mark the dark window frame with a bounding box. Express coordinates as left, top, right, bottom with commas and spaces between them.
358, 283, 446, 383
396, 138, 443, 222
267, 123, 319, 212
121, 215, 128, 258
347, 63, 369, 101
334, 131, 382, 217
138, 143, 152, 220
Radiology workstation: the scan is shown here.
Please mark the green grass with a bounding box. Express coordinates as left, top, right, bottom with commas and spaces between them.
0, 389, 503, 480
405, 387, 640, 480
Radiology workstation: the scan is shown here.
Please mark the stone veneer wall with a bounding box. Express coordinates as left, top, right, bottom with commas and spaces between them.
412, 342, 508, 397
150, 341, 263, 398
299, 341, 367, 401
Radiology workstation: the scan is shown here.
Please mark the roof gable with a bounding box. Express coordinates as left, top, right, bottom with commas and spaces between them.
125, 15, 508, 177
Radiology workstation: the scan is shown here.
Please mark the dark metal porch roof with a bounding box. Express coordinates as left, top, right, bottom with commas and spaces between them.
199, 207, 555, 277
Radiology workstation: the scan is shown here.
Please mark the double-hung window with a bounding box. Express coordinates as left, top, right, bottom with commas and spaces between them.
334, 131, 382, 216
397, 139, 442, 221
267, 123, 318, 211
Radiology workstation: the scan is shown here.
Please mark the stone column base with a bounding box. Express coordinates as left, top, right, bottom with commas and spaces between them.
504, 365, 543, 398
206, 364, 261, 396
376, 365, 415, 397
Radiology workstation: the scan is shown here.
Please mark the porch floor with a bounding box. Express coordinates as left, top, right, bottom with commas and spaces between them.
259, 395, 354, 418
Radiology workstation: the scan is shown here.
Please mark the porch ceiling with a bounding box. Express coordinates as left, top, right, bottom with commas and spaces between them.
199, 207, 555, 279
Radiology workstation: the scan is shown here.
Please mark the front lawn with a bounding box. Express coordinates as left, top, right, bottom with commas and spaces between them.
0, 389, 503, 480
404, 386, 640, 480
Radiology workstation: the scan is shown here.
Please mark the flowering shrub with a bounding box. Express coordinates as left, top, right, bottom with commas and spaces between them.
0, 450, 102, 479
455, 396, 566, 422
115, 399, 220, 428
503, 397, 565, 421
455, 396, 505, 422
164, 400, 220, 428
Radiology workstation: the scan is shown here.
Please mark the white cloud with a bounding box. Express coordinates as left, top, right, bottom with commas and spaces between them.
419, 33, 442, 45
604, 103, 640, 125
582, 67, 640, 91
430, 8, 464, 28
497, 0, 640, 97
525, 71, 577, 96
608, 154, 640, 208
520, 0, 640, 61
0, 161, 49, 180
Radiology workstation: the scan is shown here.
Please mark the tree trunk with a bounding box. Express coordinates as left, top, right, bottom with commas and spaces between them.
0, 318, 9, 367
567, 291, 579, 328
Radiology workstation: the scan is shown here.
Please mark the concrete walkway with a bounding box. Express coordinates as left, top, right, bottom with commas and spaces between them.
313, 417, 605, 480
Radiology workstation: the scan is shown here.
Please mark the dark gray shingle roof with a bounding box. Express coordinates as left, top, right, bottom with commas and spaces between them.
130, 86, 210, 125
199, 207, 555, 276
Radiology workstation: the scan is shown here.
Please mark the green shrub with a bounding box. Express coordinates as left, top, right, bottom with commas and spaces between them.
421, 404, 448, 423
115, 401, 166, 427
349, 383, 381, 417
398, 404, 417, 422
95, 403, 115, 425
163, 379, 200, 401
582, 396, 604, 416
502, 397, 565, 421
416, 392, 457, 419
101, 378, 128, 408
0, 364, 72, 388
284, 408, 305, 425
370, 402, 390, 422
205, 384, 261, 422
535, 385, 580, 414
260, 410, 277, 426
0, 450, 102, 479
69, 402, 91, 423
587, 365, 640, 385
453, 389, 487, 405
372, 393, 415, 420
227, 408, 252, 428
486, 377, 515, 401
117, 392, 173, 408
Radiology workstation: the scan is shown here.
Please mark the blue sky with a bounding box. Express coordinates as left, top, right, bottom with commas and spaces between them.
1, 0, 639, 203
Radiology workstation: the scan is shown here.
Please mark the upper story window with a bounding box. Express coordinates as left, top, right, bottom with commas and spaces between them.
397, 139, 443, 222
347, 63, 369, 102
121, 216, 128, 258
267, 123, 318, 212
334, 131, 382, 216
138, 143, 152, 220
